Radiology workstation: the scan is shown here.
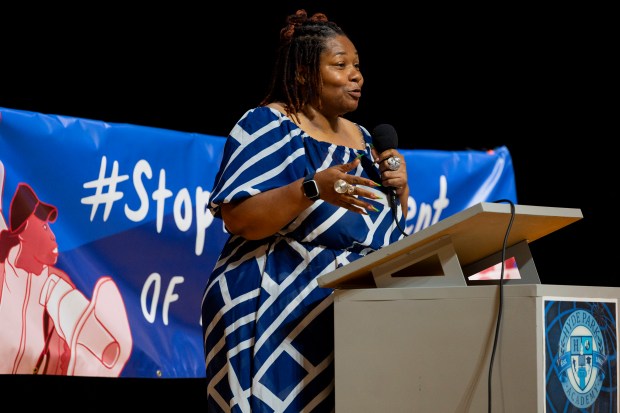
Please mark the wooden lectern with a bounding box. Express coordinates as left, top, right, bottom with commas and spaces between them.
318, 202, 620, 412
318, 202, 582, 289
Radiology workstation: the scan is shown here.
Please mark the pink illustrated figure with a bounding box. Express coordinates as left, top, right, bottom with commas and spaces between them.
0, 163, 133, 376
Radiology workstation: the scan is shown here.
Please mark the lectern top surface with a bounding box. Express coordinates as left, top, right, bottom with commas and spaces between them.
317, 202, 583, 288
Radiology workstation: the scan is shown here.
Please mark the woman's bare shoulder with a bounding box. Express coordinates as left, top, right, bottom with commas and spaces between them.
266, 102, 287, 115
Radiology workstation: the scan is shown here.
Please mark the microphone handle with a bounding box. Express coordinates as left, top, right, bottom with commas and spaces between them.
387, 187, 397, 208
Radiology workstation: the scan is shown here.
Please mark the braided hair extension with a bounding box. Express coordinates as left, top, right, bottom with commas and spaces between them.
260, 10, 347, 122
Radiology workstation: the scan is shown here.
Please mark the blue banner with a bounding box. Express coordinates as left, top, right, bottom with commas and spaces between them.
0, 107, 516, 378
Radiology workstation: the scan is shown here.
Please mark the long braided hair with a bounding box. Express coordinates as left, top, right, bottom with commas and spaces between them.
260, 10, 347, 120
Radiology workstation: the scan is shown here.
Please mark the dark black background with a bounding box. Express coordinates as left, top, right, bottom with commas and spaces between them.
0, 2, 612, 405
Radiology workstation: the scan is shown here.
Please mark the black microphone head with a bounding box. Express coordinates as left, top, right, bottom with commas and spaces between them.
372, 124, 398, 152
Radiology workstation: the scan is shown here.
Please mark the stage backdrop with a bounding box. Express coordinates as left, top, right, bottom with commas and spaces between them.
0, 107, 517, 378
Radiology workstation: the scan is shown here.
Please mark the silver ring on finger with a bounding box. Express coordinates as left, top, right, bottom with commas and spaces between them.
386, 156, 401, 171
334, 179, 348, 194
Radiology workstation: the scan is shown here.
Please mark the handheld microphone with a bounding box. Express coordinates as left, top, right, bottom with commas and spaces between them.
372, 124, 398, 153
371, 124, 399, 205
370, 123, 408, 237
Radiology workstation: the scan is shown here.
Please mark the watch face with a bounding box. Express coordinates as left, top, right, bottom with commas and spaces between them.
303, 179, 320, 200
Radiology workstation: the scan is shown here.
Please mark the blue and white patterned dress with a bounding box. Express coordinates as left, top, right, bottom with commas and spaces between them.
202, 106, 405, 412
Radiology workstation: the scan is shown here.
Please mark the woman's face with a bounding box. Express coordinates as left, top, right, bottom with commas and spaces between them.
317, 35, 364, 116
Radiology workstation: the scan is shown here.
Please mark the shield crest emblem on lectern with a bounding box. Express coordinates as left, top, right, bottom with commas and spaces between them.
570, 335, 594, 391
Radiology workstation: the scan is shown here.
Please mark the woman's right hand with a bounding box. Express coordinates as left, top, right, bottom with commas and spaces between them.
315, 158, 382, 215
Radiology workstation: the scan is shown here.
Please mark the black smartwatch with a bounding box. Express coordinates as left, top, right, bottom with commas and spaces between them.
303, 173, 320, 201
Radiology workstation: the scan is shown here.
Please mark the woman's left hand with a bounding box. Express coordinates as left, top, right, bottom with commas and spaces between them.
372, 148, 408, 196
